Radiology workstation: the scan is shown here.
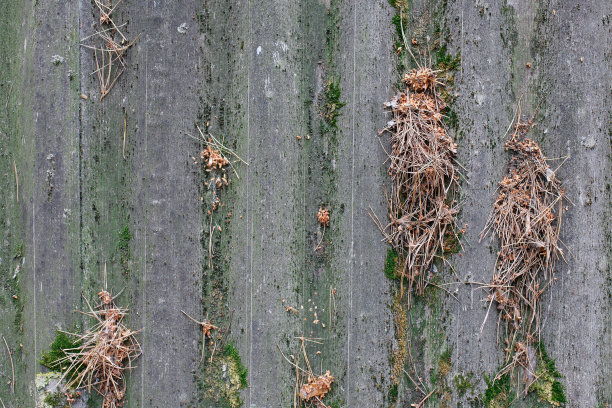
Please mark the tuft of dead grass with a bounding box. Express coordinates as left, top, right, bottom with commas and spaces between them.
54, 289, 141, 408
299, 371, 334, 405
373, 67, 460, 301
480, 108, 566, 391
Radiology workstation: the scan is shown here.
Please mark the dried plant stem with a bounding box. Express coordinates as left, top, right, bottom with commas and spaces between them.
83, 0, 139, 99
279, 338, 334, 408
2, 335, 14, 394
122, 111, 126, 159
180, 310, 216, 363
13, 160, 18, 203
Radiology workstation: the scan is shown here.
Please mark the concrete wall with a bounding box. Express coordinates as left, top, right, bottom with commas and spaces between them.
0, 0, 609, 407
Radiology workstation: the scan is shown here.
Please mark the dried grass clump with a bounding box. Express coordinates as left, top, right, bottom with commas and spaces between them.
278, 338, 334, 408
82, 0, 139, 99
57, 289, 141, 408
480, 113, 565, 388
201, 140, 231, 212
374, 67, 460, 296
201, 144, 230, 170
195, 126, 248, 212
299, 371, 334, 404
317, 208, 330, 227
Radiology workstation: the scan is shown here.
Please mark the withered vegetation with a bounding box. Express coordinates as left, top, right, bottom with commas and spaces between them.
317, 208, 330, 227
181, 309, 217, 363
53, 289, 141, 408
81, 0, 139, 99
480, 110, 566, 393
372, 67, 460, 300
195, 125, 247, 212
278, 338, 335, 408
299, 371, 334, 407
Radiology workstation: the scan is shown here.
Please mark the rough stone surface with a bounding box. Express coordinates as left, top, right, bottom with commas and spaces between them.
0, 1, 609, 407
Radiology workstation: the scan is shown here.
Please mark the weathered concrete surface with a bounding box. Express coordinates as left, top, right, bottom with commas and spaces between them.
80, 1, 205, 406
0, 1, 81, 405
0, 0, 610, 407
209, 1, 395, 406
443, 0, 612, 406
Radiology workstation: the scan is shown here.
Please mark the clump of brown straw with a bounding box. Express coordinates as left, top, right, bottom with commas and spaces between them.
480, 110, 565, 387
56, 289, 141, 408
373, 67, 460, 298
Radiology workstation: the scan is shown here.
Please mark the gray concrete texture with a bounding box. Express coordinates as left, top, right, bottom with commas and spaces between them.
0, 0, 609, 407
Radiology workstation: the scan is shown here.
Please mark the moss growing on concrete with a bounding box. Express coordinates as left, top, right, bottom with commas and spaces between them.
388, 0, 411, 74
114, 225, 131, 276
43, 392, 63, 406
453, 372, 476, 398
390, 292, 408, 386
35, 372, 86, 407
482, 343, 566, 407
118, 225, 131, 254
321, 79, 345, 133
435, 46, 461, 133
199, 341, 248, 408
388, 383, 399, 401
39, 330, 81, 376
531, 343, 567, 406
224, 342, 248, 388
435, 44, 461, 72
384, 249, 400, 280
438, 347, 452, 377
442, 230, 463, 256
483, 374, 513, 408
14, 242, 24, 259
329, 401, 343, 408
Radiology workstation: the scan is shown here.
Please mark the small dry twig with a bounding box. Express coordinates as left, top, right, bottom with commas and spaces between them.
2, 335, 14, 394
122, 111, 126, 159
181, 310, 217, 363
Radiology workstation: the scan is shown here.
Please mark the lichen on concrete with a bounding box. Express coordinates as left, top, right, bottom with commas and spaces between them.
35, 372, 87, 408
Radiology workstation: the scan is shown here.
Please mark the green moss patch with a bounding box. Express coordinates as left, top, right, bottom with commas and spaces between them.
117, 225, 131, 274
483, 343, 566, 407
442, 230, 463, 256
35, 372, 85, 407
531, 343, 566, 406
438, 348, 452, 377
453, 372, 475, 398
200, 342, 248, 407
435, 44, 461, 72
484, 374, 513, 408
384, 249, 400, 280
224, 342, 248, 388
321, 79, 345, 132
40, 331, 81, 377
